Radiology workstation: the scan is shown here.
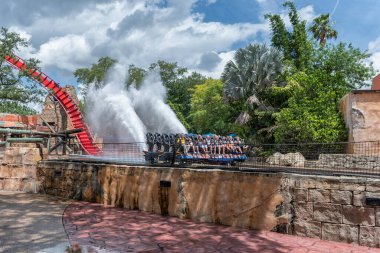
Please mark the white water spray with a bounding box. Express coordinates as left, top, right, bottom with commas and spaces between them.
85, 63, 187, 144
130, 73, 187, 134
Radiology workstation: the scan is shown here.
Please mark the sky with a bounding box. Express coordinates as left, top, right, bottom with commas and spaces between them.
2, 0, 380, 89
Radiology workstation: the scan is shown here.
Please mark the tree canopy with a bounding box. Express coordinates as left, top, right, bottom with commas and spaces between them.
267, 3, 374, 143
222, 44, 283, 125
309, 14, 338, 46
189, 79, 238, 135
265, 1, 312, 70
74, 56, 117, 99
0, 27, 45, 115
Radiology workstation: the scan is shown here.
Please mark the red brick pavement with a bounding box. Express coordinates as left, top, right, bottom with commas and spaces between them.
63, 201, 380, 253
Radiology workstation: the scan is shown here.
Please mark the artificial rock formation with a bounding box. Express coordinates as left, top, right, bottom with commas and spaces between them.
340, 90, 380, 154
37, 85, 79, 132
266, 152, 305, 167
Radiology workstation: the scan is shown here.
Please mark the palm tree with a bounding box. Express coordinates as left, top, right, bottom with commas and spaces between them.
221, 44, 283, 125
309, 14, 338, 46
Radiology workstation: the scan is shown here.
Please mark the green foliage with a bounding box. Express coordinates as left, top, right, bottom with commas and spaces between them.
0, 102, 37, 115
274, 40, 374, 144
261, 2, 375, 144
265, 1, 312, 70
127, 64, 146, 88
309, 14, 337, 46
311, 42, 374, 90
189, 79, 237, 135
148, 60, 187, 85
274, 72, 348, 143
0, 27, 45, 115
221, 43, 284, 142
222, 44, 283, 101
74, 56, 117, 98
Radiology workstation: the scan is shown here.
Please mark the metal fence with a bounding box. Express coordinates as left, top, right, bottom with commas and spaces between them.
58, 141, 380, 176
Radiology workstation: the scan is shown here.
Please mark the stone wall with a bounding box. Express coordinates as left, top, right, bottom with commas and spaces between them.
291, 175, 380, 247
0, 147, 42, 192
317, 154, 380, 170
37, 161, 380, 247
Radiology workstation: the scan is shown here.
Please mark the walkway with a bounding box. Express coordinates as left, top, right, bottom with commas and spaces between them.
1, 191, 379, 253
63, 201, 380, 253
0, 191, 71, 253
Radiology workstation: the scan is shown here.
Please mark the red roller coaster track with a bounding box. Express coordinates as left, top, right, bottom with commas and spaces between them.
4, 54, 102, 155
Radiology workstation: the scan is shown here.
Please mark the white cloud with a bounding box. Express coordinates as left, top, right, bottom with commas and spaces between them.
7, 0, 267, 79
36, 35, 94, 71
299, 5, 316, 24
196, 50, 236, 78
4, 0, 318, 80
280, 5, 316, 27
369, 36, 380, 72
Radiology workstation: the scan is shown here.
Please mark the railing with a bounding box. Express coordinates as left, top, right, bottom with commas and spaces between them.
50, 140, 380, 176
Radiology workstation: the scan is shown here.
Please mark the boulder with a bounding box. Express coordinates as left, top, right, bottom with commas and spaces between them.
266, 152, 305, 167
266, 152, 283, 165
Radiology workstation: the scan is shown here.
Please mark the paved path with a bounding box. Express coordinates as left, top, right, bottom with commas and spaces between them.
64, 201, 380, 253
0, 191, 72, 253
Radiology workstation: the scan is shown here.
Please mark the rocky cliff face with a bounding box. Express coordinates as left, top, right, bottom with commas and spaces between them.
340, 91, 380, 154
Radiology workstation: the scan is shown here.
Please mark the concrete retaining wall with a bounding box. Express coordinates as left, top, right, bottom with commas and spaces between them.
37, 161, 380, 247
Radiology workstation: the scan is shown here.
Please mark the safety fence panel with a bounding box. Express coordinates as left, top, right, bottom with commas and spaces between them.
57, 141, 380, 177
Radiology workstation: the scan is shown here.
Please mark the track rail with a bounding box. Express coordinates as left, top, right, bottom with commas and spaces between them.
4, 54, 101, 155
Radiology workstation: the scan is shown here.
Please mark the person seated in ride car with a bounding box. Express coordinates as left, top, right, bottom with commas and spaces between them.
221, 136, 228, 155
202, 138, 209, 158
208, 136, 215, 156
234, 137, 244, 153
196, 135, 205, 157
179, 133, 187, 153
226, 136, 234, 154
186, 136, 193, 154
205, 136, 213, 153
214, 135, 221, 156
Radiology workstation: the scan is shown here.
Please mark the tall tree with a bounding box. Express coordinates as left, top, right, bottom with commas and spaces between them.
222, 43, 283, 125
309, 14, 338, 46
265, 1, 312, 70
0, 27, 44, 115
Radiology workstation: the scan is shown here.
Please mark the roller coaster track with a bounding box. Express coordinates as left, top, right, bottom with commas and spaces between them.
4, 54, 102, 155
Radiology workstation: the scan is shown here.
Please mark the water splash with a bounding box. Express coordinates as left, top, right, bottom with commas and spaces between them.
85, 63, 187, 144
130, 72, 187, 134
